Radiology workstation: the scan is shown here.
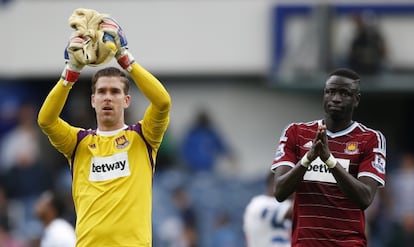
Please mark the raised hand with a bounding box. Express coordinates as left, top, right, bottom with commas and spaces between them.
316, 125, 331, 161
61, 33, 87, 84
100, 17, 135, 71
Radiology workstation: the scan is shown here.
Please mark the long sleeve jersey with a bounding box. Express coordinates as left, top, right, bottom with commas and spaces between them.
38, 63, 171, 247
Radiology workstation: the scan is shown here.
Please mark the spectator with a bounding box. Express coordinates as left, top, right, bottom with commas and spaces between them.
387, 152, 414, 221
181, 109, 235, 173
158, 217, 187, 247
34, 190, 76, 247
0, 218, 27, 247
1, 103, 53, 241
348, 11, 387, 75
384, 152, 414, 246
0, 102, 40, 174
172, 187, 198, 247
0, 185, 8, 232
0, 184, 27, 246
157, 187, 198, 247
156, 129, 179, 172
210, 212, 238, 247
385, 213, 414, 247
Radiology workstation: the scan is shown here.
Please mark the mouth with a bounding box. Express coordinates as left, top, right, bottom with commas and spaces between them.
102, 106, 113, 113
328, 104, 342, 111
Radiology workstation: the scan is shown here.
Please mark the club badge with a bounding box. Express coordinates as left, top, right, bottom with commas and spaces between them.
115, 135, 129, 149
344, 142, 359, 154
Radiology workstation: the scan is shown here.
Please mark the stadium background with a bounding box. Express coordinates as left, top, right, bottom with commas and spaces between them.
1, 0, 414, 246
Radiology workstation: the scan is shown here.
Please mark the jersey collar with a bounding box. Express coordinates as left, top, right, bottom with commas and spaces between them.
97, 124, 128, 136
318, 120, 359, 138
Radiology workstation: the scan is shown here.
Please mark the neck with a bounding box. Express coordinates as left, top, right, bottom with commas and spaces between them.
43, 216, 55, 227
324, 118, 353, 133
97, 122, 126, 132
97, 124, 127, 136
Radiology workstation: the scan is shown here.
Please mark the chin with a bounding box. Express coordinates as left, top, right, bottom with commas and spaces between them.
327, 111, 343, 120
100, 117, 115, 125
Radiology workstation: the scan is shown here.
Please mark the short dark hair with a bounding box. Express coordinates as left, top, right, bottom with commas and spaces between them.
329, 68, 361, 81
91, 67, 130, 94
50, 192, 66, 217
328, 68, 361, 92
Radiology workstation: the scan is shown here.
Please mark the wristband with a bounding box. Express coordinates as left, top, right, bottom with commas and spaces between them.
117, 50, 135, 72
325, 154, 337, 168
300, 152, 311, 168
61, 67, 80, 86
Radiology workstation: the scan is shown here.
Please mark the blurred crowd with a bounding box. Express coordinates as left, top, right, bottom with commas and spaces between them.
0, 100, 244, 247
0, 99, 413, 247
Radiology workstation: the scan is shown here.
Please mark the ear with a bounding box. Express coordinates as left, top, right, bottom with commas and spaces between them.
124, 94, 131, 109
91, 94, 96, 108
354, 93, 361, 108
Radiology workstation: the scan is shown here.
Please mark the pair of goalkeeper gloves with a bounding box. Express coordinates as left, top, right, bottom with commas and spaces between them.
61, 17, 135, 85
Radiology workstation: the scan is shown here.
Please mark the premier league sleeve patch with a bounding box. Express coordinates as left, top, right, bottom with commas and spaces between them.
372, 154, 386, 174
274, 144, 285, 161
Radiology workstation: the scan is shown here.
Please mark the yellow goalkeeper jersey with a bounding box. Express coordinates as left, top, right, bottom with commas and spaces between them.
38, 63, 170, 247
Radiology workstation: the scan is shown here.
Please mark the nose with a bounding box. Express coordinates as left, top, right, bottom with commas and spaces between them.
331, 92, 342, 102
103, 92, 112, 101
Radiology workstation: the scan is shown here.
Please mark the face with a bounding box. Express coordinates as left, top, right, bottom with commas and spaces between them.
323, 75, 360, 121
91, 76, 131, 130
34, 191, 52, 220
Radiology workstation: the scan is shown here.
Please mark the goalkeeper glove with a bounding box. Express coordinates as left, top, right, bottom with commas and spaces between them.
61, 33, 86, 85
100, 17, 135, 72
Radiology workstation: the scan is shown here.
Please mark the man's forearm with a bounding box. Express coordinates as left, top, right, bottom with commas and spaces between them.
129, 63, 171, 112
38, 79, 72, 129
274, 164, 306, 202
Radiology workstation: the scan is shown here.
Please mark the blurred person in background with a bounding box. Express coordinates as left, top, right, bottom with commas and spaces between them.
385, 214, 414, 247
34, 190, 76, 247
0, 185, 28, 247
243, 172, 292, 247
181, 109, 235, 174
384, 152, 414, 246
348, 11, 387, 75
272, 68, 386, 246
171, 187, 198, 247
0, 102, 40, 174
210, 212, 238, 247
387, 152, 414, 222
364, 189, 388, 247
0, 185, 9, 234
0, 102, 53, 243
1, 147, 53, 242
156, 129, 179, 172
0, 219, 27, 247
158, 187, 198, 247
158, 218, 186, 247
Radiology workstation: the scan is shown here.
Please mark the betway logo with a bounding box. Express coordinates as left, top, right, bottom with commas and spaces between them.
89, 152, 131, 182
307, 163, 331, 173
92, 161, 126, 173
303, 157, 349, 183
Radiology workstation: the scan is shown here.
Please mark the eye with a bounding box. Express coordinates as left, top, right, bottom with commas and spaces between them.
325, 89, 353, 97
340, 90, 353, 97
111, 88, 122, 95
324, 89, 335, 95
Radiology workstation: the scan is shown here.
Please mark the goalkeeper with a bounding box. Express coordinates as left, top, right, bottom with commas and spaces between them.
37, 9, 171, 247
